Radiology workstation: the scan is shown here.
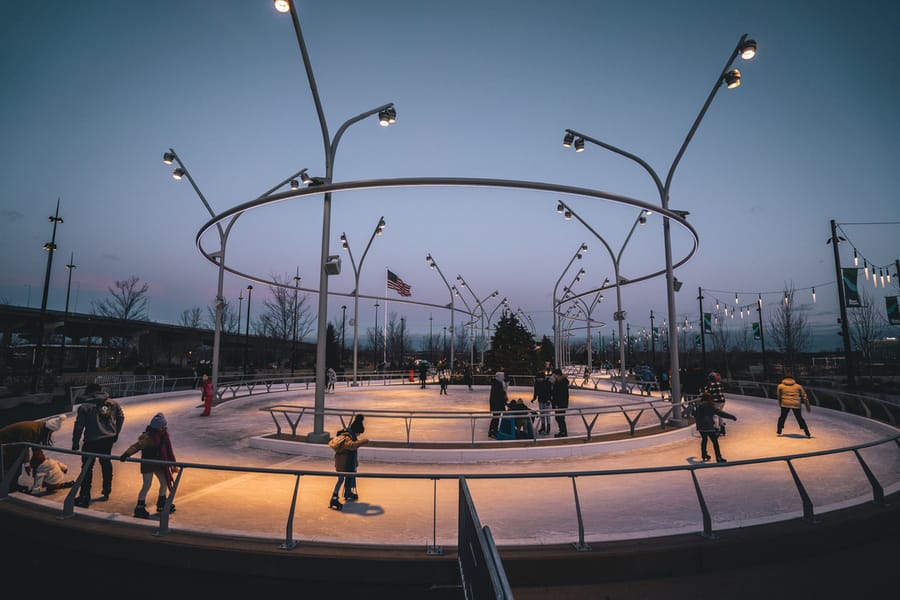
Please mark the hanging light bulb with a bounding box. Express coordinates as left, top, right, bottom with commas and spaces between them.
873, 270, 878, 288
724, 306, 729, 317
784, 292, 789, 306
880, 269, 886, 288
853, 248, 858, 266
735, 292, 739, 305
864, 260, 869, 280
812, 287, 816, 303
715, 299, 720, 311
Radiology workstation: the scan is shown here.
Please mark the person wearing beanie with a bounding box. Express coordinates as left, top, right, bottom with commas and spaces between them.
694, 392, 737, 463
200, 373, 214, 417
342, 414, 366, 501
72, 383, 124, 507
702, 372, 728, 435
0, 417, 64, 492
119, 413, 178, 519
487, 371, 508, 438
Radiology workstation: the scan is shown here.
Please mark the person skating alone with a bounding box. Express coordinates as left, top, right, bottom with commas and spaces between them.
551, 368, 570, 438
776, 373, 812, 437
200, 373, 214, 416
694, 392, 737, 463
702, 372, 727, 435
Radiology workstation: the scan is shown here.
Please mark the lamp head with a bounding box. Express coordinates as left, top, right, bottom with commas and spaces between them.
564, 210, 572, 220
724, 69, 741, 89
290, 179, 300, 190
562, 132, 574, 148
580, 243, 588, 252
340, 233, 348, 249
172, 167, 185, 180
274, 0, 290, 13
574, 137, 585, 152
162, 151, 175, 165
556, 201, 565, 213
739, 38, 757, 60
378, 106, 397, 126
299, 169, 312, 185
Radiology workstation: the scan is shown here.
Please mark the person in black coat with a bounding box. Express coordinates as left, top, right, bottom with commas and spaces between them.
694, 392, 737, 463
488, 371, 508, 438
551, 369, 570, 437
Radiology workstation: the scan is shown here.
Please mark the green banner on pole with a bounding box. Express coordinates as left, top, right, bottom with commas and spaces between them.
752, 322, 760, 340
842, 268, 861, 307
887, 296, 900, 325
703, 312, 712, 333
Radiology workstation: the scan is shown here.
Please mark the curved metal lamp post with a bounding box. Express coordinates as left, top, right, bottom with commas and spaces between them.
562, 34, 757, 411
426, 253, 455, 373
276, 0, 396, 442
164, 148, 305, 397
557, 202, 649, 391
456, 275, 498, 368
552, 243, 587, 368
341, 217, 386, 386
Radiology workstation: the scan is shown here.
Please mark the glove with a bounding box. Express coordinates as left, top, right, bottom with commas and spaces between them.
118, 454, 128, 462
72, 443, 79, 452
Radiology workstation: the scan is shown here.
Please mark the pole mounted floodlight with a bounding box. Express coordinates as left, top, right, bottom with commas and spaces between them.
559, 33, 757, 417
274, 0, 290, 13
574, 137, 585, 152
425, 253, 456, 372
724, 69, 741, 89
562, 131, 574, 148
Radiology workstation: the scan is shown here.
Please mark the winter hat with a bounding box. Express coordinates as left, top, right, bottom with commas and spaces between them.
495, 371, 505, 382
349, 414, 365, 434
44, 415, 64, 432
150, 413, 167, 429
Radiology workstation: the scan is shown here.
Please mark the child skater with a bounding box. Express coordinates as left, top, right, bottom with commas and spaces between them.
694, 392, 737, 463
119, 412, 178, 518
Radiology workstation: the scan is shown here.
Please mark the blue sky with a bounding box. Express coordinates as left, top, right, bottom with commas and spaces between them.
1, 0, 898, 353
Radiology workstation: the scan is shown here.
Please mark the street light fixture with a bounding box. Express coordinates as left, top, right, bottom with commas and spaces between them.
32, 199, 63, 392
244, 285, 253, 375
557, 202, 648, 392
341, 217, 386, 386
164, 148, 306, 399
456, 275, 498, 368
561, 33, 757, 412
276, 1, 397, 442
452, 285, 478, 369
552, 243, 587, 368
426, 253, 455, 373
59, 253, 76, 371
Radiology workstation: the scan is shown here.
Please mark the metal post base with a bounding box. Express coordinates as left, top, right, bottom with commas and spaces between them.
426, 545, 444, 555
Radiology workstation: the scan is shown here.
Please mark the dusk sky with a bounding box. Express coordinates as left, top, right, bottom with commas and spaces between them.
2, 0, 898, 353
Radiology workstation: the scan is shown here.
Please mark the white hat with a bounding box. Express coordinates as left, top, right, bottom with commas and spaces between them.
44, 415, 65, 432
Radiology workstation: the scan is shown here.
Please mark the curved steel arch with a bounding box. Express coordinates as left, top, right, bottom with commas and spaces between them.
194, 176, 699, 313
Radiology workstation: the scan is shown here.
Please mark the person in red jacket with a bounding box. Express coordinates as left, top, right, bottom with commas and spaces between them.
200, 373, 214, 416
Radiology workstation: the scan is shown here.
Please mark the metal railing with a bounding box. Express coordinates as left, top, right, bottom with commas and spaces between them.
260, 398, 677, 446
3, 383, 899, 552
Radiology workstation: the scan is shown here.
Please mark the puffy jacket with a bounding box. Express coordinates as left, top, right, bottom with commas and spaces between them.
777, 377, 809, 410
694, 401, 736, 433
73, 390, 125, 446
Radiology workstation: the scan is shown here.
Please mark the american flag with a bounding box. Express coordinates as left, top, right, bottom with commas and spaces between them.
387, 269, 412, 297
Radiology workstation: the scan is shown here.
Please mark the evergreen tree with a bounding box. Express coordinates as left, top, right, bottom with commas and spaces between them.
484, 312, 538, 375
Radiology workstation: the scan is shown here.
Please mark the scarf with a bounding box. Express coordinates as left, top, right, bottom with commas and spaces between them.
149, 427, 177, 490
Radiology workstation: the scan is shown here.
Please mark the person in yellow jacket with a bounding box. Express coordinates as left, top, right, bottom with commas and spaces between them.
776, 374, 811, 438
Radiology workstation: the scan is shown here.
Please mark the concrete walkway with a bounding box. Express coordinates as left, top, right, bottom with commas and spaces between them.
8, 379, 900, 550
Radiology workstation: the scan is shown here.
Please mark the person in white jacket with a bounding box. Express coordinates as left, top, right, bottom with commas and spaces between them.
28, 449, 74, 494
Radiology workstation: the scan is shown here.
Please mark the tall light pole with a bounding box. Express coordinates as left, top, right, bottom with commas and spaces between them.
455, 275, 497, 368
244, 285, 253, 375
32, 198, 63, 392
340, 304, 347, 368
486, 297, 509, 345
291, 270, 301, 376
562, 34, 757, 411
552, 243, 588, 368
59, 252, 76, 372
276, 0, 397, 442
341, 217, 385, 385
164, 149, 305, 398
557, 202, 649, 391
452, 286, 478, 369
373, 301, 380, 369
562, 285, 603, 373
426, 253, 455, 373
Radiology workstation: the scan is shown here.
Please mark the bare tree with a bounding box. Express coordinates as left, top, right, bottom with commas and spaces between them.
179, 307, 204, 328
206, 298, 240, 333
767, 286, 811, 373
92, 275, 149, 320
257, 274, 314, 341
848, 288, 888, 378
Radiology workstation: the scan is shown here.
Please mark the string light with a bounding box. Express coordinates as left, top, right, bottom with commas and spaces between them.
864, 260, 869, 280
853, 248, 858, 266
879, 269, 885, 288
735, 292, 739, 305
812, 287, 816, 303
783, 291, 789, 306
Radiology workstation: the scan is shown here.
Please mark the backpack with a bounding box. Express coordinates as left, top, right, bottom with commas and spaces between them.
328, 431, 352, 453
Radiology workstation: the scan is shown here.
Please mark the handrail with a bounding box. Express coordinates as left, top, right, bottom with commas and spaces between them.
3, 431, 899, 548
260, 397, 675, 445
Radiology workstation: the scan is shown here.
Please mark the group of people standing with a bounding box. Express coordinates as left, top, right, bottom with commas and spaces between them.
484, 368, 570, 439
